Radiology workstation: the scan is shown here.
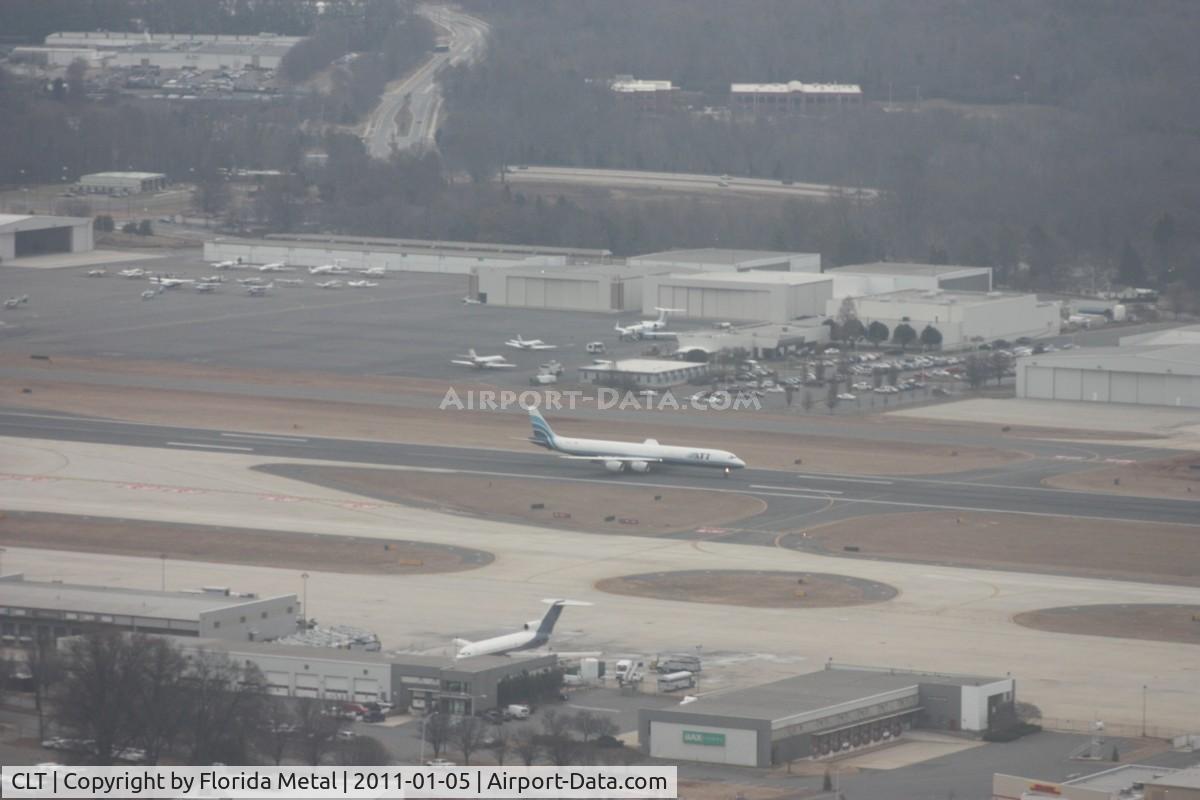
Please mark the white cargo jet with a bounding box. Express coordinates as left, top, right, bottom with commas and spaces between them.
451, 349, 516, 369
527, 407, 745, 475
505, 335, 556, 350
454, 600, 591, 659
614, 307, 683, 340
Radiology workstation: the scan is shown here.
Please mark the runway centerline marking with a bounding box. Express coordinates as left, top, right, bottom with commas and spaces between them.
790, 473, 893, 485
751, 484, 845, 496
221, 432, 309, 443
166, 441, 254, 452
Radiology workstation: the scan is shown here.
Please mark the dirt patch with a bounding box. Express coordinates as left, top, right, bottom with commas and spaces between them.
259, 465, 765, 535
595, 570, 897, 608
0, 511, 492, 574
1045, 454, 1200, 500
1014, 604, 1200, 646
781, 511, 1200, 586
2, 360, 1026, 475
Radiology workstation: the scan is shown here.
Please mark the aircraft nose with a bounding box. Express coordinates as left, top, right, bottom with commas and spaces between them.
731, 457, 746, 468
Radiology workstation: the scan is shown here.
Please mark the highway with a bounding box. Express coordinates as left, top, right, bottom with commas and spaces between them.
501, 165, 879, 201
1, 411, 1195, 534
363, 5, 489, 158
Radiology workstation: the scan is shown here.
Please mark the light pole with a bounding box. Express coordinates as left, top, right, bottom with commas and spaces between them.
159, 553, 167, 591
1142, 684, 1148, 738
301, 572, 309, 628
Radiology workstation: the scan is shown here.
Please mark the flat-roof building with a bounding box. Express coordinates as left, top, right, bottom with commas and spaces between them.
170, 637, 557, 714
0, 214, 94, 262
78, 171, 168, 195
578, 358, 708, 388
640, 664, 1014, 767
0, 574, 298, 644
477, 260, 656, 311
1016, 344, 1200, 408
646, 270, 834, 323
675, 321, 829, 359
731, 81, 863, 115
841, 289, 1061, 350
610, 77, 679, 112
829, 261, 993, 294
994, 765, 1190, 800
630, 248, 821, 274
39, 32, 302, 72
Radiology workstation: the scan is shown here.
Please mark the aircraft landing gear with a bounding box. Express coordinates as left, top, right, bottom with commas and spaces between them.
723, 466, 732, 478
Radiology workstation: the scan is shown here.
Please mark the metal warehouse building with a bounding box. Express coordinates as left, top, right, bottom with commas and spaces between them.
1016, 345, 1200, 408
78, 171, 168, 195
0, 214, 93, 261
171, 637, 556, 714
828, 262, 993, 296
645, 270, 833, 323
843, 289, 1060, 350
629, 248, 821, 273
639, 665, 1014, 767
477, 261, 654, 311
578, 358, 708, 388
0, 574, 298, 644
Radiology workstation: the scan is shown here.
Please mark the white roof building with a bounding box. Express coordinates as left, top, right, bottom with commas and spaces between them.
0, 214, 93, 262
1016, 344, 1200, 408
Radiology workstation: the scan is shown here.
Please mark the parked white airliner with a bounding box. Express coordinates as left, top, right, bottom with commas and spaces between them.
527, 407, 745, 475
455, 599, 591, 658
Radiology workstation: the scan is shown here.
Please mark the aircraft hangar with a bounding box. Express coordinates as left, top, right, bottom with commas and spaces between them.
1016, 344, 1200, 408
0, 214, 94, 262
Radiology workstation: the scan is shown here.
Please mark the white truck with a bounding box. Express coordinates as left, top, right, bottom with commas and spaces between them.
657, 671, 696, 693
504, 704, 531, 720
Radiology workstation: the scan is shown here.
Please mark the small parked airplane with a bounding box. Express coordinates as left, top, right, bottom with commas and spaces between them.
315, 279, 344, 289
148, 276, 192, 289
358, 267, 386, 277
462, 296, 482, 305
139, 289, 157, 300
245, 282, 273, 297
86, 269, 108, 277
346, 280, 378, 288
275, 278, 305, 287
258, 262, 293, 272
236, 276, 265, 285
527, 406, 745, 476
193, 282, 221, 293
118, 268, 147, 279
454, 599, 591, 658
198, 275, 223, 284
506, 335, 557, 351
309, 263, 349, 275
211, 260, 238, 270
451, 348, 516, 369
614, 307, 683, 340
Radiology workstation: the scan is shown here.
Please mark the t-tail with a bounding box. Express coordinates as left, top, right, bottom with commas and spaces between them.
536, 602, 565, 637
528, 407, 557, 450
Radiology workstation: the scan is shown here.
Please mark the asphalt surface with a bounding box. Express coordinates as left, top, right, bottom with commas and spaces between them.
502, 165, 878, 201
363, 5, 488, 158
2, 411, 1195, 535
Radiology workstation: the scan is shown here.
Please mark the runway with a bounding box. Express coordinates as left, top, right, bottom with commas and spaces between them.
2, 432, 1199, 731
0, 411, 1195, 534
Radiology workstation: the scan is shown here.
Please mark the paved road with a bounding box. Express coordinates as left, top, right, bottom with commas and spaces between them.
2, 411, 1195, 534
363, 5, 489, 158
501, 165, 879, 201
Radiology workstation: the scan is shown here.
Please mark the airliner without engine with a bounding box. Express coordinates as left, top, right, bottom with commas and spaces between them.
506, 335, 556, 350
451, 349, 515, 369
454, 599, 591, 658
528, 407, 745, 475
614, 307, 683, 340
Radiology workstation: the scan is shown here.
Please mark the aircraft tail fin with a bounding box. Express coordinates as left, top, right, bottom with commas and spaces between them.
536, 599, 590, 637
468, 348, 478, 358
528, 407, 556, 449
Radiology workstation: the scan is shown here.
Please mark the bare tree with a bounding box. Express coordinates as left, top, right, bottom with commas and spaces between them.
294, 697, 343, 765
422, 712, 451, 760
540, 708, 576, 766
134, 636, 190, 765
53, 631, 143, 763
258, 697, 299, 765
572, 710, 617, 744
336, 734, 392, 766
454, 715, 487, 765
179, 650, 268, 765
512, 724, 540, 765
488, 724, 510, 765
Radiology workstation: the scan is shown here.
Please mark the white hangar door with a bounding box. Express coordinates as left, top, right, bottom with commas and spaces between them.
1080, 371, 1109, 402
1023, 366, 1054, 399
354, 678, 380, 702
324, 676, 350, 700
